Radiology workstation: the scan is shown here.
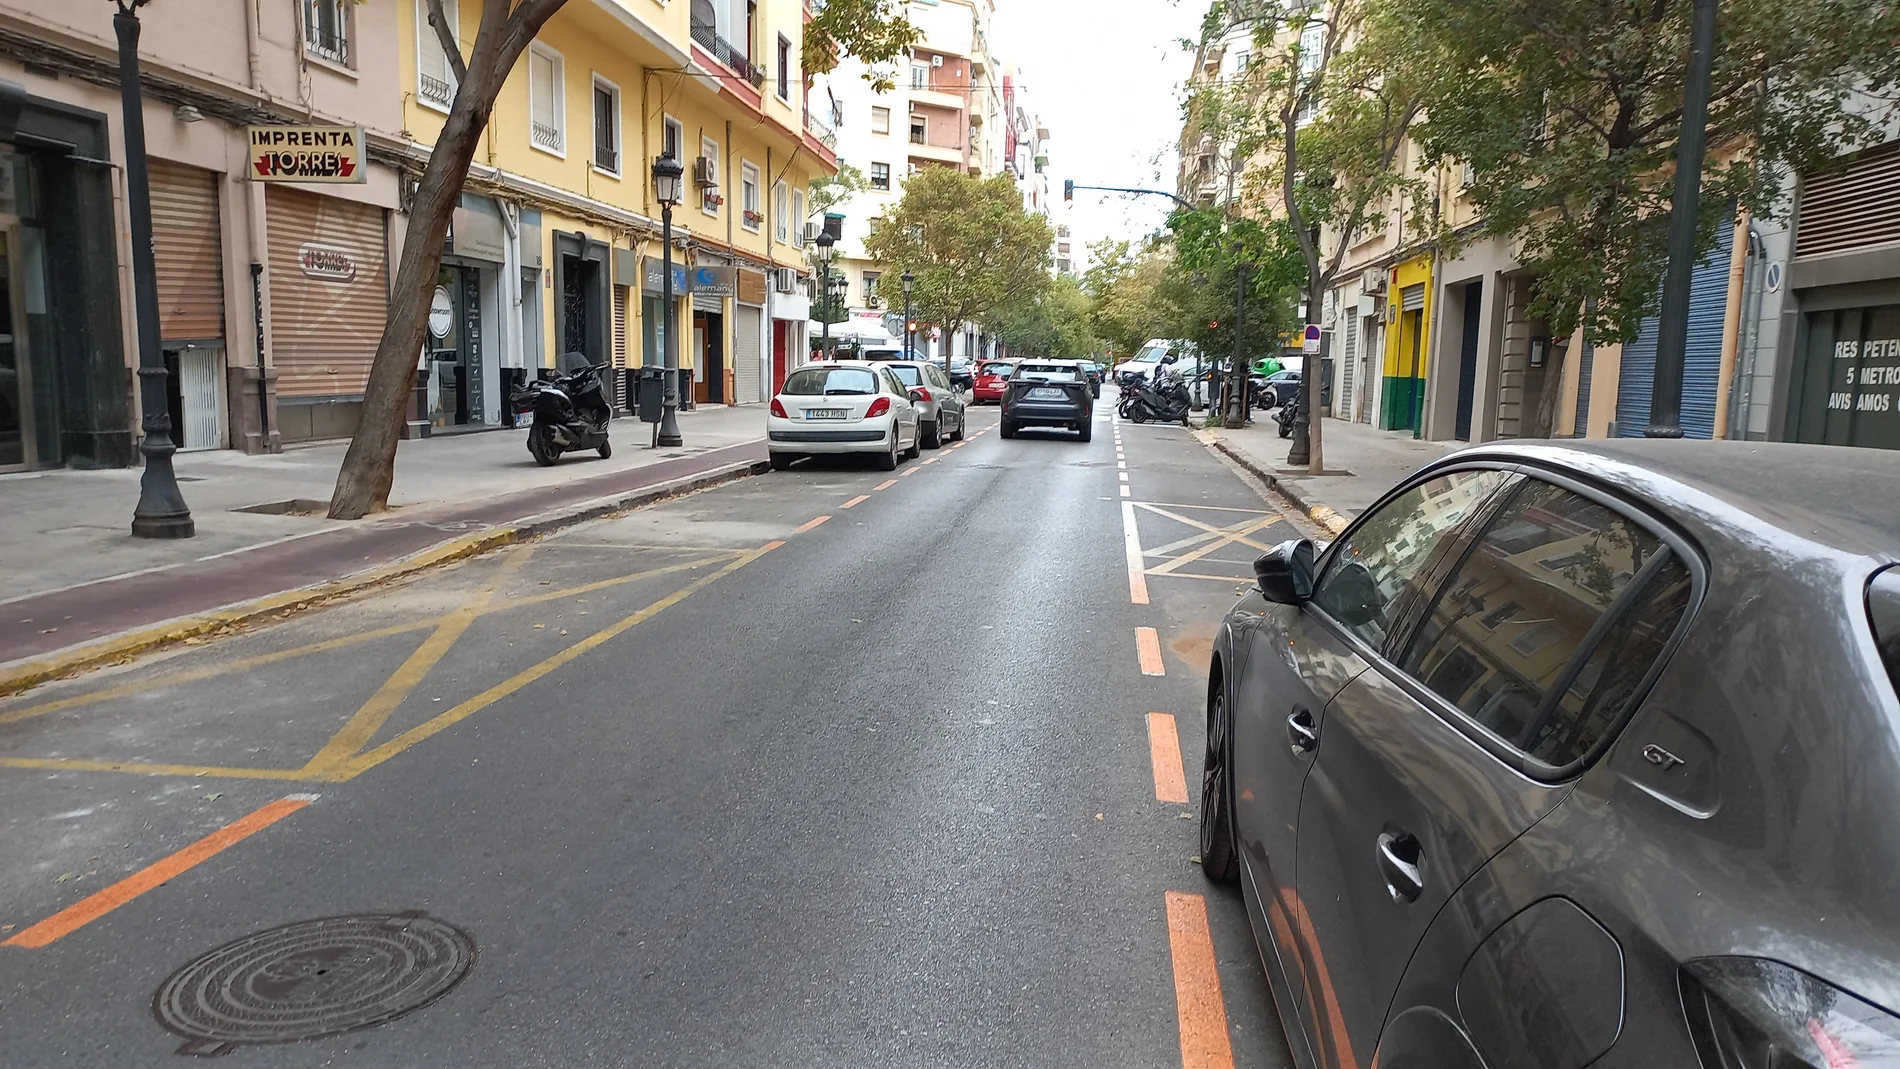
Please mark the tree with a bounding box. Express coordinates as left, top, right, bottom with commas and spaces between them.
984, 275, 1098, 360
1166, 207, 1307, 414
1189, 0, 1424, 470
803, 0, 920, 93
328, 0, 568, 520
1084, 239, 1186, 364
862, 168, 1054, 367
328, 3, 919, 520
809, 162, 870, 219
1385, 0, 1900, 437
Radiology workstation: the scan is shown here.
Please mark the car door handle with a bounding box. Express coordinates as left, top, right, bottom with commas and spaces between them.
1377, 832, 1425, 903
1286, 708, 1319, 755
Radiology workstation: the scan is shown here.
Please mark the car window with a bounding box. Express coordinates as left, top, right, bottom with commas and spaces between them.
980, 362, 1014, 378
782, 367, 880, 396
1016, 364, 1079, 382
1396, 479, 1691, 766
1873, 569, 1900, 697
927, 365, 950, 389
880, 368, 906, 395
887, 365, 924, 387
1311, 469, 1512, 648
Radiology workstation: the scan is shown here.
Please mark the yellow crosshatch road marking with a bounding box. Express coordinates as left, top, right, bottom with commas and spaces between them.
1130, 501, 1285, 585
0, 546, 774, 783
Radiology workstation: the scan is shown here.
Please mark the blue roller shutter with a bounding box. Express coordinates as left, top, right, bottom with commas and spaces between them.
1617, 217, 1733, 438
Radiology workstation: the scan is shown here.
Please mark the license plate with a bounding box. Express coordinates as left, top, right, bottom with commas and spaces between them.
804, 408, 850, 420
1028, 387, 1067, 400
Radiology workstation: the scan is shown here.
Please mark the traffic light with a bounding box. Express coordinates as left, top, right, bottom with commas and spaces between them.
1064, 179, 1073, 202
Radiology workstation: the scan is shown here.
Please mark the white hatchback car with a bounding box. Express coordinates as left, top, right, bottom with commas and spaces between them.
767, 361, 923, 471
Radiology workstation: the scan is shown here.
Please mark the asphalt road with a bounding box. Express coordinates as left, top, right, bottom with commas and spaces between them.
0, 399, 1315, 1068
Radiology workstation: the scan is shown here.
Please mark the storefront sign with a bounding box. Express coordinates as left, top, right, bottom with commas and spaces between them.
642, 257, 691, 294
247, 125, 367, 183
462, 269, 484, 420
690, 266, 737, 298
449, 206, 507, 262
429, 286, 453, 339
738, 268, 767, 306
299, 242, 358, 281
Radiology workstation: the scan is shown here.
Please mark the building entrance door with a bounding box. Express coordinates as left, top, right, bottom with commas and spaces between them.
0, 225, 32, 471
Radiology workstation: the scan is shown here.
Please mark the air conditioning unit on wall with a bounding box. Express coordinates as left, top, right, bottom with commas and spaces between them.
1361, 267, 1387, 294
693, 156, 717, 188
771, 267, 798, 293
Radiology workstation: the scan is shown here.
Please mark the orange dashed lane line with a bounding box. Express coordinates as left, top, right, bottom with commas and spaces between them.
1165, 891, 1238, 1069
1147, 713, 1189, 803
902, 466, 921, 476
1136, 627, 1166, 676
874, 479, 898, 491
840, 495, 870, 509
3, 794, 317, 949
795, 515, 831, 533
1121, 500, 1149, 606
922, 456, 940, 465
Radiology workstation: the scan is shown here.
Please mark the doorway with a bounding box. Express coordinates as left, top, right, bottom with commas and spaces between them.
1455, 280, 1482, 441
0, 227, 27, 470
693, 309, 725, 404
427, 264, 487, 430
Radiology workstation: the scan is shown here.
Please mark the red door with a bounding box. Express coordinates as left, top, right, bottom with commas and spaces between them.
771, 321, 791, 395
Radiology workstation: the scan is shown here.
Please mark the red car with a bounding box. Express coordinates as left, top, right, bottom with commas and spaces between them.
972, 360, 1017, 404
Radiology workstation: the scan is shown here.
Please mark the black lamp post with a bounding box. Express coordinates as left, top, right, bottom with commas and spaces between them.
813, 231, 835, 360
119, 0, 193, 538
827, 274, 847, 358
651, 153, 685, 447
1647, 0, 1721, 438
901, 271, 915, 364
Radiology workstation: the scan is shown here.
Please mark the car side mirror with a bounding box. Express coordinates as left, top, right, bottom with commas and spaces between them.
1254, 539, 1316, 604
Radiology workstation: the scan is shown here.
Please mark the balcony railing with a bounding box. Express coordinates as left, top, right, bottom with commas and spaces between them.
305, 28, 349, 65
531, 121, 563, 153
419, 73, 453, 109
805, 107, 837, 150
691, 19, 766, 90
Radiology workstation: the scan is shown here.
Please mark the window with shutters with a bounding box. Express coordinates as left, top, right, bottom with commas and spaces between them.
791, 189, 806, 247
777, 35, 792, 100
870, 162, 891, 190
700, 136, 721, 215
304, 0, 351, 65
871, 107, 891, 135
528, 43, 565, 157
773, 181, 788, 242
662, 115, 684, 162
741, 162, 762, 231
592, 76, 620, 175
415, 0, 457, 112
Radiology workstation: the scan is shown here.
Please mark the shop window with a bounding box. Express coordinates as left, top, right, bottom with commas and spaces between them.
415, 0, 457, 110
592, 76, 620, 175
528, 43, 565, 156
741, 162, 762, 231
304, 0, 352, 65
870, 162, 891, 190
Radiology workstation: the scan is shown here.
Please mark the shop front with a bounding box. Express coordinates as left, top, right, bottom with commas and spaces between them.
734, 267, 767, 405
266, 185, 390, 443
1381, 255, 1433, 433
690, 265, 735, 406
149, 158, 227, 452
1786, 290, 1900, 450
769, 277, 810, 396
427, 200, 511, 431
0, 84, 132, 472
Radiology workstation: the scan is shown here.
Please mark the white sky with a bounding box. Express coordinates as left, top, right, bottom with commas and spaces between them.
990, 0, 1206, 269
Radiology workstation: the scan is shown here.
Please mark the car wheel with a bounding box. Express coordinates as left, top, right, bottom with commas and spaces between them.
949, 416, 965, 442
769, 452, 795, 471
903, 426, 922, 459
921, 420, 942, 449
876, 431, 900, 471
1000, 418, 1017, 439
1201, 677, 1240, 884
1077, 420, 1093, 443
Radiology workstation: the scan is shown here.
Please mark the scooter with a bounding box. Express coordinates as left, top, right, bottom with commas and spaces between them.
513, 357, 613, 466
1275, 389, 1303, 439
1125, 356, 1193, 426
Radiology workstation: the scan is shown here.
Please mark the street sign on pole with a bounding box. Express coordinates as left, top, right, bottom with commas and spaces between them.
1302, 324, 1321, 355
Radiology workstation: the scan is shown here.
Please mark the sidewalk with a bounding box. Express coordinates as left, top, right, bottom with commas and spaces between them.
0, 405, 768, 690
1204, 416, 1459, 534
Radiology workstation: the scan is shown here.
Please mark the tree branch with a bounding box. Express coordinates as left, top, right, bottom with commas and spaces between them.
426, 0, 468, 85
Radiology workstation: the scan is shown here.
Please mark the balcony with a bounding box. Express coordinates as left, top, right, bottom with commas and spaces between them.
691, 18, 766, 90
909, 86, 966, 112
805, 106, 837, 150
419, 72, 453, 110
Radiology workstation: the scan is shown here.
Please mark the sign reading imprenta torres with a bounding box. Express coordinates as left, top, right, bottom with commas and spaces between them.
247, 125, 367, 183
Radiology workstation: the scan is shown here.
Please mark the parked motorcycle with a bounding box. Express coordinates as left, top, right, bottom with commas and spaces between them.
513, 356, 613, 466
1251, 375, 1275, 410
1123, 356, 1193, 426
1275, 389, 1303, 439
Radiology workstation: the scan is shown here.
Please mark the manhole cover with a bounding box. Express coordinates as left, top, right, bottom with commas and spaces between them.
153, 912, 475, 1056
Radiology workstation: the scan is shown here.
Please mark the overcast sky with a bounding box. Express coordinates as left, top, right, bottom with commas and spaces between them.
990, 0, 1206, 269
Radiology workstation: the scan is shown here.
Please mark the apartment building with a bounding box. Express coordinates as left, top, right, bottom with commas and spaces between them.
0, 0, 408, 466
398, 0, 835, 426
822, 0, 1011, 361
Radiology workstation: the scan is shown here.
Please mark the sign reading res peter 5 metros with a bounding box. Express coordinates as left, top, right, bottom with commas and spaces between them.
246, 125, 367, 184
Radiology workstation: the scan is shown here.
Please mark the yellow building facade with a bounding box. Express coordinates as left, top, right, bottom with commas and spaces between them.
396, 0, 836, 427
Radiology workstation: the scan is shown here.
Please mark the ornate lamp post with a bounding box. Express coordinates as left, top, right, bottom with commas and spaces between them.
811, 232, 836, 360
651, 153, 685, 447
826, 273, 847, 358
119, 0, 193, 538
901, 271, 915, 363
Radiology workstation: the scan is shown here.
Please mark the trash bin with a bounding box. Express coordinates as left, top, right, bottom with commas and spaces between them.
635, 367, 667, 423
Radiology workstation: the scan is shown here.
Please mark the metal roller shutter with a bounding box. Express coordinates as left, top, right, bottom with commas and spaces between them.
693, 291, 723, 313
733, 304, 762, 404
148, 159, 224, 342
1339, 316, 1356, 418
267, 186, 389, 398
612, 285, 630, 410
1401, 284, 1425, 312
1795, 140, 1900, 259
1617, 217, 1732, 438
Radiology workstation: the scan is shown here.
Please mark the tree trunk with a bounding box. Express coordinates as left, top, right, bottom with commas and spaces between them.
1305, 266, 1326, 474
329, 0, 563, 520
1531, 344, 1567, 438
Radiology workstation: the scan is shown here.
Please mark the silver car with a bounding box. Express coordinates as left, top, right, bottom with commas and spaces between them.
873, 360, 967, 449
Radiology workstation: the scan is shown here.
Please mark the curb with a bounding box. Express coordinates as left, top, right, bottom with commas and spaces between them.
1198, 432, 1352, 537
0, 458, 769, 698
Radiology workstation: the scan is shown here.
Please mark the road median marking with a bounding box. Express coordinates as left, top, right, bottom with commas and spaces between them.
1165, 891, 1237, 1069
840, 495, 870, 509
1136, 627, 1165, 676
794, 515, 831, 533
1147, 713, 1188, 804
1121, 501, 1149, 606
3, 794, 317, 949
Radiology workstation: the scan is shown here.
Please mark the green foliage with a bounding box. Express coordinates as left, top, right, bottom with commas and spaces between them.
809, 162, 868, 220
1083, 238, 1185, 363
984, 275, 1098, 360
1382, 0, 1900, 343
803, 0, 920, 93
862, 167, 1054, 345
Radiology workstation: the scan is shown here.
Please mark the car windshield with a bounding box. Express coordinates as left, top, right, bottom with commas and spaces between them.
1132, 346, 1168, 364
1016, 364, 1079, 382
781, 367, 881, 396
979, 363, 1015, 378
886, 365, 924, 386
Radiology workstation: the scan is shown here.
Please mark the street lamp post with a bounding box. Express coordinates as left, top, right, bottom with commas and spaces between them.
813, 232, 835, 361
1648, 0, 1720, 438
828, 274, 847, 359
651, 154, 685, 447
902, 272, 914, 364
118, 0, 193, 538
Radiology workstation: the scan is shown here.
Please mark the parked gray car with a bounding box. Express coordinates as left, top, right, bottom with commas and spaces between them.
872, 360, 967, 449
1201, 439, 1900, 1069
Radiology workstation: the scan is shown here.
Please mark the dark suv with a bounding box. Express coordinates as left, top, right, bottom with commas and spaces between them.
1000, 360, 1094, 442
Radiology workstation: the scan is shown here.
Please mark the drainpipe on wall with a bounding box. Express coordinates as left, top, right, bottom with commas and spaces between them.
243, 0, 263, 93
1731, 225, 1769, 440
499, 197, 525, 393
